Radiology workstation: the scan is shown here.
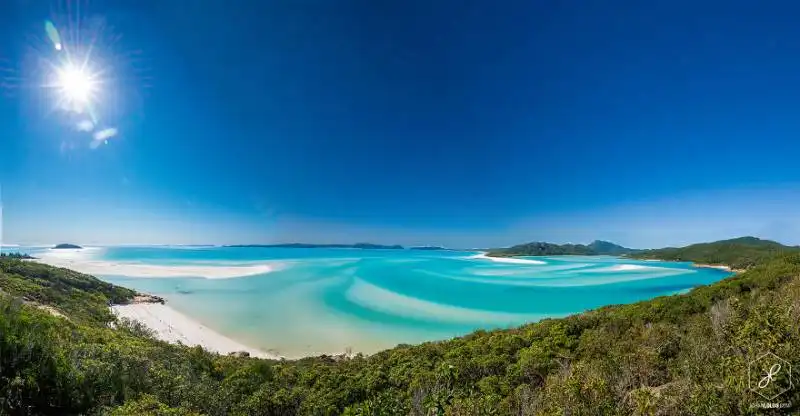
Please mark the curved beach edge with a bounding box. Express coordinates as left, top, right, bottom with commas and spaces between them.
111, 301, 284, 360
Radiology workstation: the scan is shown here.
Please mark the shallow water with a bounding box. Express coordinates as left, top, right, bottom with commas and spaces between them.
29, 246, 731, 357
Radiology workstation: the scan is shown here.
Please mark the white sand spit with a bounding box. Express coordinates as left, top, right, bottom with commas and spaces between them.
469, 252, 547, 265
35, 248, 279, 279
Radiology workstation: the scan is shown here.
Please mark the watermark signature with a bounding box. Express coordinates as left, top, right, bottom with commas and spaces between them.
748, 352, 793, 409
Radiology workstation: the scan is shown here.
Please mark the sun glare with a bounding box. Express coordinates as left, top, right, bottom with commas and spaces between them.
56, 64, 96, 105
40, 19, 118, 137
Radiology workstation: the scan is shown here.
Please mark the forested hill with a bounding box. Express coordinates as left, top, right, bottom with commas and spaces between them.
627, 236, 800, 270
487, 240, 638, 257
2, 245, 800, 414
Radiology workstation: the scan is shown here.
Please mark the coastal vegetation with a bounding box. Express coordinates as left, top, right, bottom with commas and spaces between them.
627, 236, 800, 270
1, 237, 799, 414
0, 252, 35, 259
487, 240, 638, 257
0, 258, 135, 324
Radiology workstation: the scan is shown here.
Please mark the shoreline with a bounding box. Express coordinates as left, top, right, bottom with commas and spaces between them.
112, 299, 283, 360
51, 248, 739, 361
691, 263, 746, 273
622, 255, 745, 273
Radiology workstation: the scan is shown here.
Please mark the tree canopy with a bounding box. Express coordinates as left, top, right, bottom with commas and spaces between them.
0, 252, 35, 259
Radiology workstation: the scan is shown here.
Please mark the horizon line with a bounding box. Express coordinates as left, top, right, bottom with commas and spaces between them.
1, 235, 788, 252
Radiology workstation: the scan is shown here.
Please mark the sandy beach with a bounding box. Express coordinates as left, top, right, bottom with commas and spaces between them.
112, 302, 282, 360
32, 248, 284, 358
692, 263, 746, 273
693, 263, 731, 271
34, 248, 280, 279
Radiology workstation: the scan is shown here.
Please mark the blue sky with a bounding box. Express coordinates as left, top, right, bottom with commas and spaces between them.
1, 1, 800, 248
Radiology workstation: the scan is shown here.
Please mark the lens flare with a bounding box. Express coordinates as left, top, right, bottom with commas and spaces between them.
27, 11, 143, 150
37, 19, 110, 122
45, 20, 62, 51
56, 64, 97, 105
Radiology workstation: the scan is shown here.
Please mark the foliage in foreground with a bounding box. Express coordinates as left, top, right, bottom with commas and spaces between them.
1, 244, 800, 415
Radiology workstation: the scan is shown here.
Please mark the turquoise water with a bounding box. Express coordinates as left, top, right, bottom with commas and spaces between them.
36, 246, 732, 357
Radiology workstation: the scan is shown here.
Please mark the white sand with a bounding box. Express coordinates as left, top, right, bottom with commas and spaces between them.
469, 252, 547, 265
610, 264, 649, 271
346, 278, 553, 325
63, 261, 277, 279
112, 303, 282, 359
693, 263, 734, 271
35, 248, 280, 279
582, 264, 657, 273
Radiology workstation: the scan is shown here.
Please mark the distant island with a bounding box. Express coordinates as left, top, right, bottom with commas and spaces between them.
225, 243, 404, 250
486, 240, 639, 257
53, 243, 83, 249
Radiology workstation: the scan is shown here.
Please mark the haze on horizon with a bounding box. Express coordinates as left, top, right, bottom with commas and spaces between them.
2, 2, 800, 249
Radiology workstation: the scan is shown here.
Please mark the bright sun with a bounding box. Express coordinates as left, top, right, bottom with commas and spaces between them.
56, 64, 97, 106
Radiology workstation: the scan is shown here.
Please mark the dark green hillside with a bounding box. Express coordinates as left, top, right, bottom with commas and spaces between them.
0, 258, 136, 324
1, 244, 799, 415
627, 236, 800, 270
487, 240, 638, 257
487, 242, 595, 257
587, 240, 640, 255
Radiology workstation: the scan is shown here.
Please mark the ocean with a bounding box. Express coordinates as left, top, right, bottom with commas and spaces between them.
26, 246, 731, 358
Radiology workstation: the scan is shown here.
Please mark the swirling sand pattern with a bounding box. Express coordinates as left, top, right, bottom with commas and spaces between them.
35, 246, 732, 357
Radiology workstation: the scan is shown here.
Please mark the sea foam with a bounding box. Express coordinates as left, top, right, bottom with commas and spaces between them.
582, 264, 661, 273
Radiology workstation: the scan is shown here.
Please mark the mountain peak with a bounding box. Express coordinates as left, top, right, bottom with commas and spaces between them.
587, 240, 638, 255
